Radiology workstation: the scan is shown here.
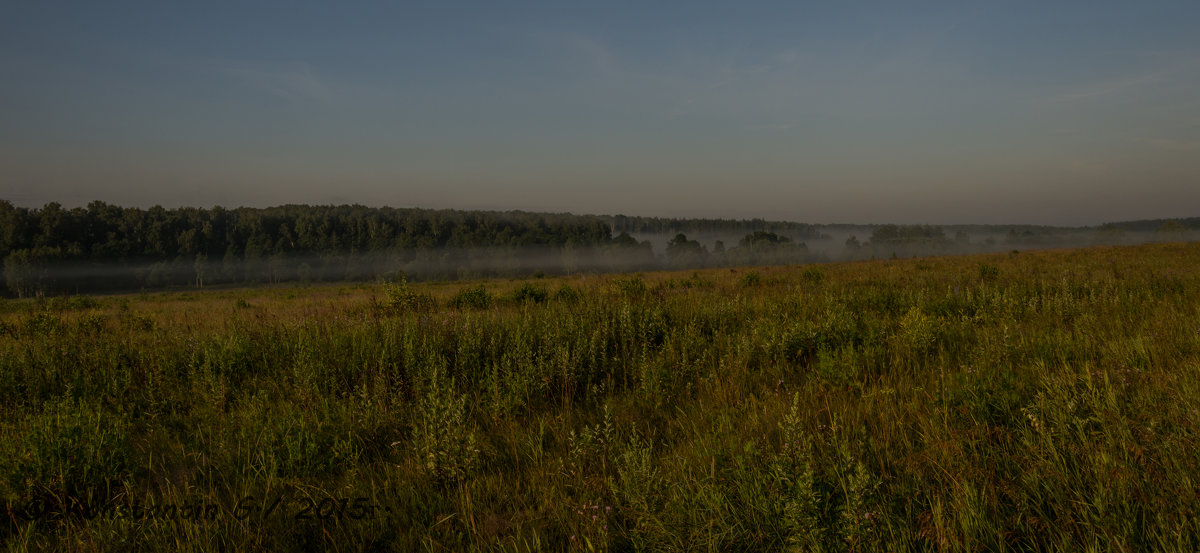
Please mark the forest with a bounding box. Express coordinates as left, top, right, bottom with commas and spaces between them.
0, 202, 827, 296
0, 202, 628, 296
3, 201, 1196, 297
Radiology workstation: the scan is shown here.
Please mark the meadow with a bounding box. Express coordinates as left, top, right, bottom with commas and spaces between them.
1, 242, 1198, 552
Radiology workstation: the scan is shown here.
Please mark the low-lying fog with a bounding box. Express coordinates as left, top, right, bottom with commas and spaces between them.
7, 224, 1196, 298
630, 226, 1198, 263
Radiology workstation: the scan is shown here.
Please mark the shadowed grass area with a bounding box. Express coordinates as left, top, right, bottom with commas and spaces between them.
1, 242, 1199, 551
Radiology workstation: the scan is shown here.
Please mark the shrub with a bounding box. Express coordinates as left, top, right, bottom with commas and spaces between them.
69, 296, 100, 310
612, 277, 647, 298
554, 284, 582, 303
511, 283, 549, 304
802, 267, 826, 284
449, 285, 493, 310
383, 277, 436, 312
896, 306, 938, 354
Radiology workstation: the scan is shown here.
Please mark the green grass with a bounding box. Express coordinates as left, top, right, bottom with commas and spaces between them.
2, 242, 1199, 551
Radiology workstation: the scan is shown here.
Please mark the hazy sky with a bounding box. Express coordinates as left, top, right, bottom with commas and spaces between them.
3, 1, 1199, 225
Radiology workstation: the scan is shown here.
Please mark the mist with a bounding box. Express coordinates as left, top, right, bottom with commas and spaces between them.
631, 225, 1200, 264
8, 224, 1196, 299
3, 245, 660, 298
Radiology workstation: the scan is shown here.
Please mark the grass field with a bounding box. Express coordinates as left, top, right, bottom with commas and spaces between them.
2, 242, 1199, 551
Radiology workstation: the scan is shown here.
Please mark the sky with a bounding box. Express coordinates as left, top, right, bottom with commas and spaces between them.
2, 1, 1199, 225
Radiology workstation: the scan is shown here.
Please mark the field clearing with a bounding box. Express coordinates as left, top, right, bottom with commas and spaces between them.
2, 242, 1199, 551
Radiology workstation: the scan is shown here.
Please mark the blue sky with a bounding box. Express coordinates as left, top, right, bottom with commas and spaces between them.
2, 1, 1199, 224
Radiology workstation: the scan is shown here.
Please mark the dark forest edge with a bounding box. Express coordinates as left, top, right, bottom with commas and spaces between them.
2, 200, 1197, 297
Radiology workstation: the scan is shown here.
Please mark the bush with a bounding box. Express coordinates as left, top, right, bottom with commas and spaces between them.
612, 277, 647, 298
449, 285, 493, 310
69, 296, 100, 310
896, 306, 938, 354
383, 277, 436, 312
554, 284, 582, 303
511, 283, 549, 304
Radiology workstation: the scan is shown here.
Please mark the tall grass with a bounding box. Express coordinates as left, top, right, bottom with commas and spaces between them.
1, 243, 1198, 551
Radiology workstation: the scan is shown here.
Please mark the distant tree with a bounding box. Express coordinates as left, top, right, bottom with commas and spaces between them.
666, 233, 708, 268
727, 231, 805, 265
844, 235, 861, 255
738, 231, 791, 250
0, 200, 22, 259
612, 231, 639, 247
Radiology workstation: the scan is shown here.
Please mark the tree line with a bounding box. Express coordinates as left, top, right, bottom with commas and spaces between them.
7, 200, 1183, 297
610, 214, 827, 240
1, 202, 648, 296
0, 202, 819, 297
